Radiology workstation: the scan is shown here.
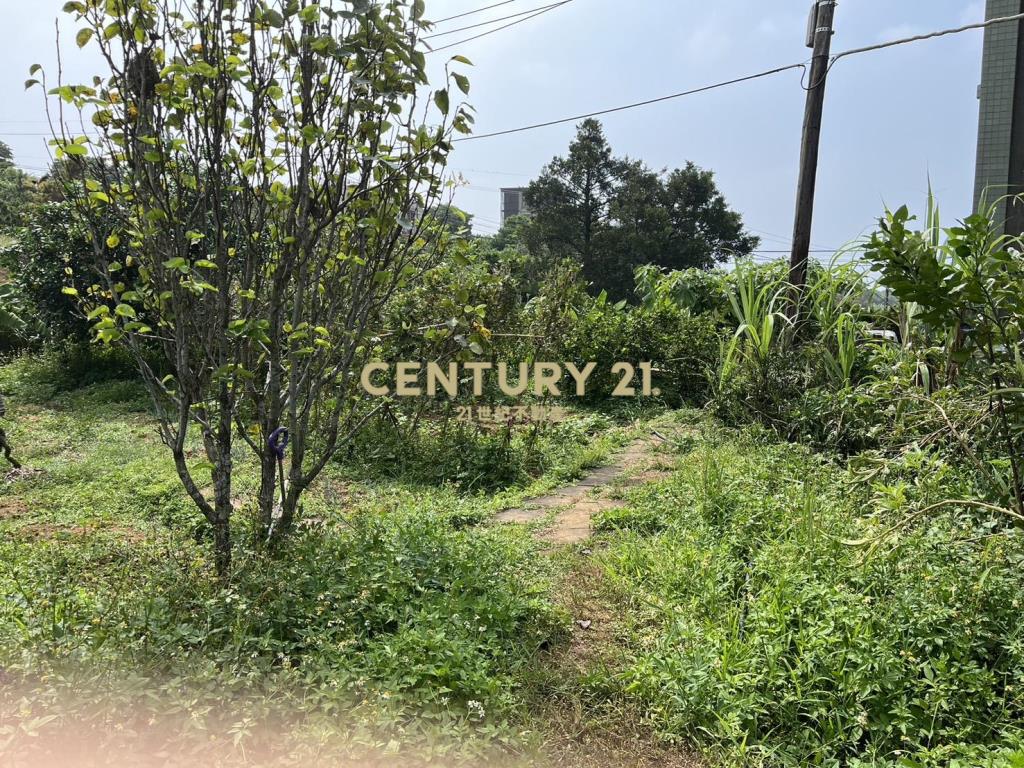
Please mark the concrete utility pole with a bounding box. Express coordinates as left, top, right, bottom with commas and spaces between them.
789, 0, 836, 318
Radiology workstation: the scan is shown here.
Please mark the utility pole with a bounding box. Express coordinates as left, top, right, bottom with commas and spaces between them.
789, 0, 836, 318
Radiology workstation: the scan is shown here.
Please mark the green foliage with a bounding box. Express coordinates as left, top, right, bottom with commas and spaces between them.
0, 202, 100, 342
342, 410, 623, 493
41, 0, 478, 569
0, 283, 42, 351
0, 343, 149, 402
0, 512, 559, 756
866, 201, 1024, 516
519, 119, 758, 299
0, 360, 582, 759
724, 261, 792, 378
522, 263, 722, 405
598, 427, 1024, 767
379, 239, 507, 369
0, 142, 38, 231
634, 264, 730, 317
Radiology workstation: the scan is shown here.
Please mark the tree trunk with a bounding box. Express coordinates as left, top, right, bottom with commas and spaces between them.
212, 516, 231, 578
257, 449, 278, 538
0, 427, 21, 469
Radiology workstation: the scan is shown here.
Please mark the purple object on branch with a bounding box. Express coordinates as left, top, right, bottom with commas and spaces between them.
268, 427, 289, 461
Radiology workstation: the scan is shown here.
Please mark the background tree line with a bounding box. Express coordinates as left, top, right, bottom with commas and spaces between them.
486, 118, 759, 300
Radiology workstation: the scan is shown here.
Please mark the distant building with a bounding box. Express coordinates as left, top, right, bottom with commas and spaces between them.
974, 0, 1024, 235
500, 187, 529, 226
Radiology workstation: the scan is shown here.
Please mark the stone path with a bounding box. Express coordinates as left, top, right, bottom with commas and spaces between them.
495, 433, 672, 544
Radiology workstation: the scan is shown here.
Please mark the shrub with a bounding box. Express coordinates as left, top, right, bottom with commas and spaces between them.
0, 203, 96, 343
0, 343, 145, 402
530, 266, 723, 405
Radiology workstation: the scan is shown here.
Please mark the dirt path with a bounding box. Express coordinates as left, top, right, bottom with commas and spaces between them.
497, 424, 706, 767
494, 432, 672, 544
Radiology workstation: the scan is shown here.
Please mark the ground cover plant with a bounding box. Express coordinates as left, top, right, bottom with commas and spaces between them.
578, 418, 1024, 767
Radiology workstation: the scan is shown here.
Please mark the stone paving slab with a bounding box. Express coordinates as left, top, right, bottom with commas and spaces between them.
495, 435, 664, 543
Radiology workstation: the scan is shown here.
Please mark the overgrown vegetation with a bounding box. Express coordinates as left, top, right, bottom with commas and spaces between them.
1, 2, 1023, 765
587, 422, 1024, 767
0, 351, 639, 763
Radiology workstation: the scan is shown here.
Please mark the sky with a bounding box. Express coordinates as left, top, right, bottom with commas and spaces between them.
0, 0, 990, 257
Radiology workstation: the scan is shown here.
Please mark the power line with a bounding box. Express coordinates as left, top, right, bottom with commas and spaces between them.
832, 11, 1024, 64
424, 1, 564, 39
450, 167, 532, 177
749, 227, 830, 251
754, 249, 836, 254
428, 0, 573, 54
452, 62, 807, 141
431, 0, 522, 25
798, 11, 1024, 91
453, 10, 1024, 142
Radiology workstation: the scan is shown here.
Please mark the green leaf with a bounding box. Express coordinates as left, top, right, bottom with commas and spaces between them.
301, 125, 321, 144
114, 303, 137, 319
106, 234, 120, 248
453, 73, 470, 95
434, 88, 449, 115
190, 61, 218, 78
76, 28, 94, 48
450, 55, 473, 65
62, 144, 88, 157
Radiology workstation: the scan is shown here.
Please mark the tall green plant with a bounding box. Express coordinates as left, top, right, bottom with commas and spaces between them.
723, 263, 791, 382
821, 312, 858, 387
866, 200, 1024, 517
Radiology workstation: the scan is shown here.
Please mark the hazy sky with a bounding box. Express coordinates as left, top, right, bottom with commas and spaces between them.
1, 1, 990, 255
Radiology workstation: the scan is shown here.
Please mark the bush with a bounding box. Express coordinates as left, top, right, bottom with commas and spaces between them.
338, 409, 621, 493
0, 343, 144, 402
0, 203, 97, 343
526, 265, 723, 406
